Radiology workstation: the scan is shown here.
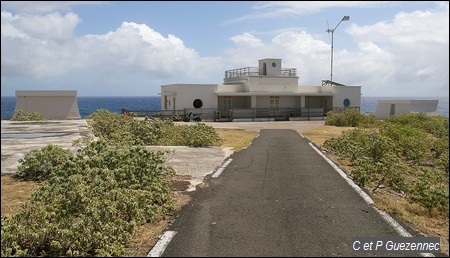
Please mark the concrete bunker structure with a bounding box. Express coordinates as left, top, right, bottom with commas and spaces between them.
376, 99, 439, 119
14, 90, 81, 119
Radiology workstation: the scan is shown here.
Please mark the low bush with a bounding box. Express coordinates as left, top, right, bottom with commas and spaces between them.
15, 145, 74, 182
86, 109, 222, 147
2, 140, 175, 257
384, 112, 449, 138
10, 110, 48, 121
407, 168, 449, 216
325, 108, 379, 127
379, 123, 431, 163
323, 112, 449, 216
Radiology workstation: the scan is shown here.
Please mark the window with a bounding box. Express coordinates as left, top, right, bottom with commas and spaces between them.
193, 99, 203, 108
343, 98, 350, 107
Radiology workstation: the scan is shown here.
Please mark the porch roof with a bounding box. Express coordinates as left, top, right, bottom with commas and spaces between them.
215, 91, 334, 97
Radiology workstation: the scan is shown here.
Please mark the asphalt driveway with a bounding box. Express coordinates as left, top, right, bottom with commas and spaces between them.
160, 129, 427, 257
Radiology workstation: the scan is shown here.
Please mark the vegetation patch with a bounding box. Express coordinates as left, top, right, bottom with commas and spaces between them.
10, 110, 48, 121
86, 109, 223, 147
315, 111, 449, 255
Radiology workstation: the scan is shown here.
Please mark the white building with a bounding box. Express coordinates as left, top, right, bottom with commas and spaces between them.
159, 58, 361, 121
376, 99, 439, 119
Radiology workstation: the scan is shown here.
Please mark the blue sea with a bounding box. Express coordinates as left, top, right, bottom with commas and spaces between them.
1, 96, 448, 120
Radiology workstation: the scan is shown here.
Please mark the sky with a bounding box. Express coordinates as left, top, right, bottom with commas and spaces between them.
1, 1, 449, 98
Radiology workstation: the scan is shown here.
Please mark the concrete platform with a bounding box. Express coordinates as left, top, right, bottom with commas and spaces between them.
1, 120, 233, 191
1, 120, 94, 174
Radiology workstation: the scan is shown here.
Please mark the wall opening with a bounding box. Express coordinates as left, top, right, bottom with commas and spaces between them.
193, 99, 203, 108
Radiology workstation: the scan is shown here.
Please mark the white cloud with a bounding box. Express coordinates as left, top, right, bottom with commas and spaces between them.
223, 1, 398, 24
1, 11, 222, 82
230, 33, 265, 47
345, 7, 449, 94
1, 2, 448, 97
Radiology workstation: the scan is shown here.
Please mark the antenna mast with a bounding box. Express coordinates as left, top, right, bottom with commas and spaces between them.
325, 16, 349, 86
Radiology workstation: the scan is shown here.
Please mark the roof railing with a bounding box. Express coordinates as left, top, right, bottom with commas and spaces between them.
224, 67, 297, 79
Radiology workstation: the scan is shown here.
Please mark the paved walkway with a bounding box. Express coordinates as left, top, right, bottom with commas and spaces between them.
160, 129, 425, 257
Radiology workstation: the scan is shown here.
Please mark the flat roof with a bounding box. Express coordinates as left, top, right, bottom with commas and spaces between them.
15, 90, 78, 97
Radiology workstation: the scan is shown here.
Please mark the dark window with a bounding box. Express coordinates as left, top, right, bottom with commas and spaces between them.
193, 99, 203, 108
343, 98, 350, 107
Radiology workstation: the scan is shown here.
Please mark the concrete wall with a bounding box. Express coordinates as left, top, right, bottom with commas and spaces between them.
160, 84, 218, 111
376, 99, 439, 119
258, 58, 282, 76
332, 86, 362, 108
246, 77, 299, 92
15, 90, 81, 119
217, 84, 246, 92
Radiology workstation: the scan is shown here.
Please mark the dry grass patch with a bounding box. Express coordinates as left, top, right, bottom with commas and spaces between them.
301, 125, 353, 147
372, 191, 449, 256
216, 128, 259, 152
1, 174, 38, 215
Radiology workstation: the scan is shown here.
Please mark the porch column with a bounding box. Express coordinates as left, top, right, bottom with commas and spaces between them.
251, 95, 257, 108
300, 96, 306, 108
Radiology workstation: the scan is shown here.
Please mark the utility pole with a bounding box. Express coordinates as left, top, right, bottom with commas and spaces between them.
326, 16, 349, 84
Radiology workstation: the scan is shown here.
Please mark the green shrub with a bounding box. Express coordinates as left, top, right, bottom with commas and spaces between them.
384, 112, 449, 138
86, 109, 136, 145
323, 113, 449, 218
180, 123, 223, 147
353, 153, 407, 191
324, 128, 407, 191
15, 145, 74, 182
379, 123, 431, 162
407, 168, 449, 216
323, 128, 375, 162
2, 140, 176, 257
10, 110, 48, 121
325, 108, 379, 127
86, 110, 222, 147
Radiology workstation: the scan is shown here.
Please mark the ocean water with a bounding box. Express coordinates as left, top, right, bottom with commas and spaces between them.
1, 96, 161, 120
1, 96, 448, 120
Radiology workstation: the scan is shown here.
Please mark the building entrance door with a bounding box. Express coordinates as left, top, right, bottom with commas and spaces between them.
221, 97, 232, 118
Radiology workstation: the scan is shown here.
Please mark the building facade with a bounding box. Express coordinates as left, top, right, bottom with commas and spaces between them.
159, 58, 361, 121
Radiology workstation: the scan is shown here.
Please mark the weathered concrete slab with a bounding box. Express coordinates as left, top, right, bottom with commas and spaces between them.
1, 120, 233, 191
1, 120, 94, 174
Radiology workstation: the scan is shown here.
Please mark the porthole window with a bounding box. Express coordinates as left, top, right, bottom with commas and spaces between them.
272, 62, 276, 67
193, 99, 203, 108
343, 98, 350, 107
